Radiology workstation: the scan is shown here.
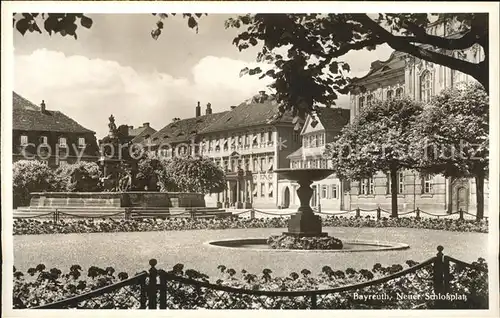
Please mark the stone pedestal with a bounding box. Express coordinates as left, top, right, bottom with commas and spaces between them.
286, 179, 326, 236
244, 202, 252, 209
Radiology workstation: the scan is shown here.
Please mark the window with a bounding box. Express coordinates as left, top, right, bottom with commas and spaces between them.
293, 131, 300, 143
358, 96, 365, 110
58, 160, 68, 167
320, 159, 327, 169
311, 160, 317, 168
260, 132, 265, 144
366, 94, 373, 106
386, 90, 393, 100
59, 137, 67, 148
253, 183, 258, 197
360, 178, 374, 195
260, 157, 266, 171
268, 156, 274, 171
331, 185, 338, 199
268, 183, 273, 198
396, 87, 404, 98
253, 158, 258, 172
20, 135, 28, 145
303, 136, 309, 148
423, 174, 433, 194
40, 136, 48, 144
321, 185, 328, 199
318, 134, 325, 146
310, 135, 317, 147
420, 71, 432, 102
260, 183, 265, 197
78, 137, 86, 148
268, 131, 273, 143
387, 172, 404, 194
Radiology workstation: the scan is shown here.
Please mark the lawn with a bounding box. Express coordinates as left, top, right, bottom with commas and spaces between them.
13, 227, 487, 278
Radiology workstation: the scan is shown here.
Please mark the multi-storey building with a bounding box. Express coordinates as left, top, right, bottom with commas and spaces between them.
347, 21, 488, 213
278, 108, 350, 211
129, 123, 157, 144
13, 92, 99, 168
147, 92, 302, 209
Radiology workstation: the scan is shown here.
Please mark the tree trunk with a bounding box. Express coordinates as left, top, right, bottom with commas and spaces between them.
390, 166, 399, 218
475, 171, 485, 220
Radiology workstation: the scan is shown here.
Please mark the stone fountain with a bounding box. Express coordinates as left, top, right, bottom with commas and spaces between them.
275, 168, 334, 237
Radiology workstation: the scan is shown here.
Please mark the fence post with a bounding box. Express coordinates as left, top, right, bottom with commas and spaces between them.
416, 207, 420, 219
355, 208, 361, 218
311, 293, 317, 309
190, 209, 196, 219
148, 259, 158, 309
54, 209, 59, 223
376, 207, 381, 220
158, 270, 167, 309
459, 208, 464, 220
433, 246, 448, 309
139, 274, 147, 309
250, 208, 255, 220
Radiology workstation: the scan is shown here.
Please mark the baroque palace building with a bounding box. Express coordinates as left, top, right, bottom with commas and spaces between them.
146, 92, 302, 209
13, 92, 99, 168
347, 20, 489, 213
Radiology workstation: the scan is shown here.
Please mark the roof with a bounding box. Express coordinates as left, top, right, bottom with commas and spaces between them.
315, 107, 350, 131
199, 95, 295, 134
130, 126, 157, 144
13, 92, 95, 134
149, 112, 229, 145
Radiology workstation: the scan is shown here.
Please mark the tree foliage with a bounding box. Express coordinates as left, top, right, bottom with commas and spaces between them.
13, 160, 58, 208
13, 12, 489, 126
162, 156, 226, 194
324, 97, 423, 216
410, 83, 489, 219
54, 161, 102, 192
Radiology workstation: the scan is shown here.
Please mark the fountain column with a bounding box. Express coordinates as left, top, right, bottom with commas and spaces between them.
286, 179, 326, 237
236, 178, 242, 209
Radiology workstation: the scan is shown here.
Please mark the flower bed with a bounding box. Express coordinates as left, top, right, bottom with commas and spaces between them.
13, 258, 488, 309
267, 234, 343, 250
13, 216, 488, 236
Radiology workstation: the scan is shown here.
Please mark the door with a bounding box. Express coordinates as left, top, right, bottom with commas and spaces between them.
456, 187, 468, 212
283, 187, 290, 208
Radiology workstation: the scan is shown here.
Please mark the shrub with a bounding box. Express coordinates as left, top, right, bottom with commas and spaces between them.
13, 160, 58, 208
54, 161, 102, 192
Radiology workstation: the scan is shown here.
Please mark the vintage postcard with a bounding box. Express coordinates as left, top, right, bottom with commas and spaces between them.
2, 1, 499, 318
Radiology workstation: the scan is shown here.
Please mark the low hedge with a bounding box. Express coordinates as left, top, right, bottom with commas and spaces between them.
13, 216, 488, 236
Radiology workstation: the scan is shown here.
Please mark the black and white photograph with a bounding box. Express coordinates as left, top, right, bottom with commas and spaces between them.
2, 1, 499, 316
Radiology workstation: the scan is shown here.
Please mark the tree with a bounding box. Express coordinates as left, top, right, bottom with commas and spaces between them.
324, 97, 423, 217
410, 83, 488, 220
54, 161, 102, 192
134, 156, 164, 191
13, 13, 489, 126
13, 160, 58, 208
162, 156, 226, 194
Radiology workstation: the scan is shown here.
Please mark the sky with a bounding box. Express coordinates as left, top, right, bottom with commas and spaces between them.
14, 14, 394, 139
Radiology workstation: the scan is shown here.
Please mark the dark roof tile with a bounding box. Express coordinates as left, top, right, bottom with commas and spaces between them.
13, 92, 94, 134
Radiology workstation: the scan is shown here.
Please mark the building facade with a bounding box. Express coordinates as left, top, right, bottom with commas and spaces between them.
13, 92, 99, 168
347, 21, 488, 213
146, 93, 302, 209
278, 108, 350, 211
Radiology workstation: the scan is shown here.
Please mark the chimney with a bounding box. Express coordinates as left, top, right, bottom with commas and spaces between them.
41, 100, 46, 112
129, 125, 134, 130
143, 122, 150, 128
206, 103, 212, 115
259, 90, 266, 96
230, 106, 237, 110
195, 101, 201, 117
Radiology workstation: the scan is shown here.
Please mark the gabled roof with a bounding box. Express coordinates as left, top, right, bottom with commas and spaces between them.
149, 112, 229, 145
199, 95, 295, 134
13, 92, 95, 134
131, 126, 157, 144
302, 107, 350, 134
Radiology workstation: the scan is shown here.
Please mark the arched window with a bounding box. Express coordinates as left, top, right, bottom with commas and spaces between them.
395, 87, 404, 98
420, 71, 432, 102
358, 96, 365, 110
366, 94, 373, 106
386, 90, 393, 100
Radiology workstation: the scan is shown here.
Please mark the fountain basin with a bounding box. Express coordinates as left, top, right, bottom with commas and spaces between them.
206, 238, 410, 253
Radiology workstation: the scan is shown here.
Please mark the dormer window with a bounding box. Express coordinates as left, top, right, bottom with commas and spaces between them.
40, 136, 48, 145
396, 87, 404, 99
78, 137, 86, 148
386, 90, 393, 100
59, 137, 67, 148
20, 135, 28, 146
